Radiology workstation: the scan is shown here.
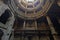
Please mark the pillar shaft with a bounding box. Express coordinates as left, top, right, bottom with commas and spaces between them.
46, 16, 57, 40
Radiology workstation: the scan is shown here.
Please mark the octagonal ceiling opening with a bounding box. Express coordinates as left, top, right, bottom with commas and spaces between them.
8, 0, 54, 20
26, 0, 35, 2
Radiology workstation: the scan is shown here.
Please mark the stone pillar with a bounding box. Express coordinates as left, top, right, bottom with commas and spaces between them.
36, 36, 39, 40
23, 21, 26, 29
35, 21, 37, 30
10, 29, 14, 40
46, 16, 57, 40
57, 0, 60, 6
